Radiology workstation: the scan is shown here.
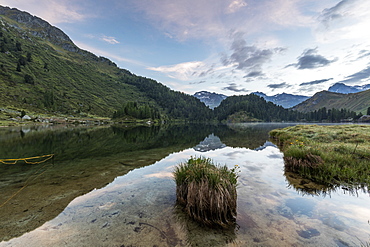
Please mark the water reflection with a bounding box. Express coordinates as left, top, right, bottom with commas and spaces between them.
0, 124, 221, 241
285, 170, 370, 197
193, 134, 226, 152
2, 144, 369, 246
1, 123, 369, 246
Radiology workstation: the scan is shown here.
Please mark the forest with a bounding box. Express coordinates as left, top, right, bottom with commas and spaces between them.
112, 93, 363, 123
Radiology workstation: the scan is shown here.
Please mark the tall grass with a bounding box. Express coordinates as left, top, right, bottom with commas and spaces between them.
270, 125, 370, 187
174, 157, 239, 228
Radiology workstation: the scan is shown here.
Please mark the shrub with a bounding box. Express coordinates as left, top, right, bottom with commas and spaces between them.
174, 157, 238, 228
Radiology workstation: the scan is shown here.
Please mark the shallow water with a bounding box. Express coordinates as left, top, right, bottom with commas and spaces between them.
0, 123, 369, 246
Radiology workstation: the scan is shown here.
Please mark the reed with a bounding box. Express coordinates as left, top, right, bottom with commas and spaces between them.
174, 157, 238, 228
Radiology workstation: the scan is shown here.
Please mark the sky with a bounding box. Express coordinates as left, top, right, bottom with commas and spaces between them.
1, 0, 370, 97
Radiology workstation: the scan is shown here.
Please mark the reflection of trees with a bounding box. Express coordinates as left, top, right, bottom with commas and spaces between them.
0, 124, 218, 161
0, 124, 216, 242
285, 170, 369, 197
216, 123, 296, 150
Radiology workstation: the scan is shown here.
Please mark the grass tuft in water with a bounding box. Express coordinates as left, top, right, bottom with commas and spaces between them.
174, 156, 239, 228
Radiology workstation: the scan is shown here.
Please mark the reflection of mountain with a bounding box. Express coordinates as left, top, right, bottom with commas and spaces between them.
254, 141, 277, 151
193, 134, 226, 152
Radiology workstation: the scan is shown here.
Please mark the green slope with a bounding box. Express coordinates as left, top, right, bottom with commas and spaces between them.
292, 90, 370, 114
0, 6, 212, 120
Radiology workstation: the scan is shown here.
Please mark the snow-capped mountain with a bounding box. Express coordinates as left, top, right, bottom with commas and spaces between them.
193, 91, 227, 109
328, 83, 370, 94
252, 92, 309, 109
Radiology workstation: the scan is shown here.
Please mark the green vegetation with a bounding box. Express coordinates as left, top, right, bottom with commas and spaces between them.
174, 157, 238, 228
214, 94, 362, 123
112, 101, 161, 121
0, 13, 211, 122
269, 125, 370, 187
293, 90, 370, 115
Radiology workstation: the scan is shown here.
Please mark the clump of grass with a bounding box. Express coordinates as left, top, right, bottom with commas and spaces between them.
270, 125, 370, 187
174, 156, 239, 228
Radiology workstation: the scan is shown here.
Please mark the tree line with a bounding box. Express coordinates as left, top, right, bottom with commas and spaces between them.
213, 94, 362, 122
112, 101, 161, 120
112, 92, 363, 123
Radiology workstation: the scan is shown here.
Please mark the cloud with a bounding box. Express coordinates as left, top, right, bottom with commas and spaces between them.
244, 71, 264, 78
316, 0, 370, 42
222, 83, 249, 92
227, 0, 247, 14
338, 66, 370, 84
189, 81, 206, 85
319, 0, 354, 28
267, 82, 291, 89
289, 48, 336, 70
358, 50, 370, 59
0, 0, 88, 24
123, 0, 313, 41
147, 61, 206, 81
101, 35, 120, 44
299, 78, 332, 86
221, 32, 285, 74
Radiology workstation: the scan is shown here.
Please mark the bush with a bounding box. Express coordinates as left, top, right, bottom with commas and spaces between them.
174, 157, 239, 228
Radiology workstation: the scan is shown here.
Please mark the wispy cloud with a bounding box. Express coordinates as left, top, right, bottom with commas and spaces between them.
288, 48, 336, 70
267, 82, 291, 89
147, 61, 206, 81
338, 66, 370, 84
189, 80, 206, 85
101, 35, 120, 44
299, 78, 332, 86
222, 83, 249, 93
123, 0, 313, 42
316, 0, 370, 42
244, 71, 264, 78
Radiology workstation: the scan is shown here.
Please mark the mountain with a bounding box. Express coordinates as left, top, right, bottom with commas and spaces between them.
252, 92, 309, 108
292, 90, 370, 114
328, 82, 370, 94
193, 91, 227, 109
0, 6, 212, 121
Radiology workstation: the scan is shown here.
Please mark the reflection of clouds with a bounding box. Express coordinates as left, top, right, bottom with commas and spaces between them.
4, 143, 370, 246
224, 150, 252, 160
338, 204, 370, 222
245, 165, 263, 172
267, 153, 283, 159
144, 172, 173, 179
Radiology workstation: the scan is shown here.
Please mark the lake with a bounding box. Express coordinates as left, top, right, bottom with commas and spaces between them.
0, 123, 369, 246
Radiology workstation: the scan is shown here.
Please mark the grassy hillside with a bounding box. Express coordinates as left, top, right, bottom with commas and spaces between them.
292, 90, 370, 114
0, 15, 154, 117
0, 7, 212, 121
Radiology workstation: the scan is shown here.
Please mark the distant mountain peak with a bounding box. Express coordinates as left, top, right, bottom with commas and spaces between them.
193, 91, 227, 109
251, 92, 309, 108
328, 82, 370, 94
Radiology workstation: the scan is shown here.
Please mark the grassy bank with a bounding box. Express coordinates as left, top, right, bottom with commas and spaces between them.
269, 125, 370, 187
